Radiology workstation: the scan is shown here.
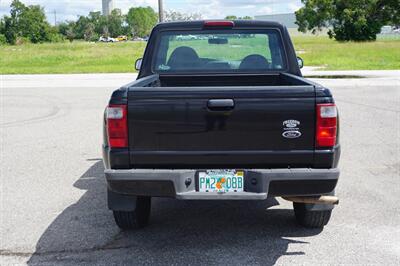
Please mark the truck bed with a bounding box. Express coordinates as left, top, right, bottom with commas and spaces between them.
122, 73, 329, 169
133, 72, 311, 88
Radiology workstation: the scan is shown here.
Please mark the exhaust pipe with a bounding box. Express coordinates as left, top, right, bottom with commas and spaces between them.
283, 195, 339, 205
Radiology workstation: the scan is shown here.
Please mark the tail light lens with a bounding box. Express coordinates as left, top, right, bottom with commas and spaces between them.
316, 103, 337, 148
204, 21, 235, 28
106, 104, 128, 148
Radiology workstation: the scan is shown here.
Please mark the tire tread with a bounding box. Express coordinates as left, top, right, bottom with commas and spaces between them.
293, 202, 332, 228
113, 196, 151, 230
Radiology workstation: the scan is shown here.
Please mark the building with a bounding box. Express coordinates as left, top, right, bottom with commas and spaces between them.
102, 0, 114, 16
254, 13, 297, 29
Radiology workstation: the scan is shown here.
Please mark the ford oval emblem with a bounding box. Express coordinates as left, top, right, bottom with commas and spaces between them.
282, 131, 302, 139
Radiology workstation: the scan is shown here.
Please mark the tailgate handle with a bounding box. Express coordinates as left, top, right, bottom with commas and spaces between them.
207, 99, 235, 111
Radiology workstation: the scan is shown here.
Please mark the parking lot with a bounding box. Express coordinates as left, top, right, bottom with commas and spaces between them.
1, 72, 399, 265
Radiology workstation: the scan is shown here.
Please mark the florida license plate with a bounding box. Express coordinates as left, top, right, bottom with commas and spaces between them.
198, 170, 244, 193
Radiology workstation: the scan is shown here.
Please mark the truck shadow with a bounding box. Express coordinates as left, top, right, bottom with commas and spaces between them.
27, 161, 323, 265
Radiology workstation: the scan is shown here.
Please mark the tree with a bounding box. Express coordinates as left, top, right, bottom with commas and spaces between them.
3, 16, 16, 44
225, 15, 252, 20
57, 22, 70, 36
73, 15, 89, 39
107, 9, 124, 37
165, 11, 202, 22
0, 0, 53, 44
0, 18, 4, 34
102, 26, 110, 38
8, 0, 52, 43
225, 15, 237, 20
84, 23, 95, 41
126, 7, 158, 37
66, 27, 75, 43
296, 0, 400, 41
87, 11, 108, 37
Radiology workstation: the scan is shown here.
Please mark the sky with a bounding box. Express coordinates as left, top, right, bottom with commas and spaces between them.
0, 0, 303, 25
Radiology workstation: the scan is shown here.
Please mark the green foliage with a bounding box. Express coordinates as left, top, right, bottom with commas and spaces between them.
66, 27, 75, 43
47, 26, 64, 43
225, 15, 237, 20
0, 18, 4, 34
15, 36, 30, 45
10, 0, 52, 43
73, 9, 125, 39
126, 7, 158, 37
296, 0, 400, 41
84, 23, 95, 41
87, 11, 107, 35
59, 7, 133, 40
107, 9, 125, 37
0, 34, 7, 45
57, 22, 70, 36
0, 2, 168, 43
48, 33, 64, 43
224, 15, 253, 20
83, 22, 99, 42
3, 16, 16, 44
1, 0, 52, 44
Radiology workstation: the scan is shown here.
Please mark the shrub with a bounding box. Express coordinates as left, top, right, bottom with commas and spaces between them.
15, 37, 31, 45
0, 34, 7, 45
88, 33, 100, 42
48, 32, 65, 43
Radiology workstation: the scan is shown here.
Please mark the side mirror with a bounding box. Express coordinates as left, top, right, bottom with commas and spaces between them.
135, 58, 142, 71
297, 57, 304, 69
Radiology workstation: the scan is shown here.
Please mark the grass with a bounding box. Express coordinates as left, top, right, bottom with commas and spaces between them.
0, 35, 399, 74
292, 36, 400, 70
0, 41, 147, 74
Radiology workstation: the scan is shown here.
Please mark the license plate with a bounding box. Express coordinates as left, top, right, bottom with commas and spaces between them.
198, 170, 244, 193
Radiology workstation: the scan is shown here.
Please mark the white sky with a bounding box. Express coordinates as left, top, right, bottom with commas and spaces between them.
0, 0, 302, 24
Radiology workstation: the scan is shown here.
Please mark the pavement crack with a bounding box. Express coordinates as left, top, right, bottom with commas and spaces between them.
0, 243, 139, 258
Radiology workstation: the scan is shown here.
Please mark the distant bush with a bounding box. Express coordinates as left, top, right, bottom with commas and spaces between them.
89, 33, 100, 42
47, 26, 65, 43
15, 37, 31, 45
48, 33, 65, 43
0, 34, 7, 45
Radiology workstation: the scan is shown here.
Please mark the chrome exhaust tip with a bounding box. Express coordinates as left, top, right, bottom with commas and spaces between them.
283, 195, 339, 205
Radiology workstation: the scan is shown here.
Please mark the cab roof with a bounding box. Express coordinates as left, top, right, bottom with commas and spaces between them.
153, 20, 286, 31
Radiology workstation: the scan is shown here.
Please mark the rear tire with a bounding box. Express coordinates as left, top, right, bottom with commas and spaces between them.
293, 202, 332, 228
113, 196, 151, 230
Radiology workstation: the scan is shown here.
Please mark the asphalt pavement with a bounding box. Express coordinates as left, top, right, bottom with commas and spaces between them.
1, 71, 399, 265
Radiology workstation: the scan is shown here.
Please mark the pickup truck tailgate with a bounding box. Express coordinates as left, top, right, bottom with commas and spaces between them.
128, 86, 315, 168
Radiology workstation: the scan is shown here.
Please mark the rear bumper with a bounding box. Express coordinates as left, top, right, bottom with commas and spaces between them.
105, 168, 339, 200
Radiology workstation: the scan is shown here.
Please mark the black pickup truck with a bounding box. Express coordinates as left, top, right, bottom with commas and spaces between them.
103, 20, 340, 229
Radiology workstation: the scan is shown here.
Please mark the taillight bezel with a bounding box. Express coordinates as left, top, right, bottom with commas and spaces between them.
316, 103, 338, 148
106, 104, 128, 148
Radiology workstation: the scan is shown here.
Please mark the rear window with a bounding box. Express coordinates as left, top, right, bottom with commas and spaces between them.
153, 29, 287, 74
